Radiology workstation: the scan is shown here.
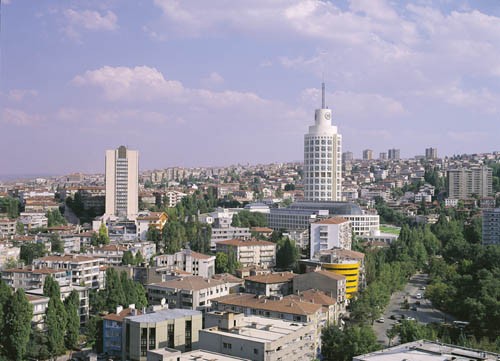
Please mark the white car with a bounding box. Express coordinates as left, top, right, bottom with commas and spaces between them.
376, 317, 385, 323
407, 316, 416, 321
416, 293, 422, 299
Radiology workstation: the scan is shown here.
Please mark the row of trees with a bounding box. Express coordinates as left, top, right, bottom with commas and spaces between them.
0, 282, 33, 361
321, 220, 444, 360
90, 268, 148, 314
231, 210, 268, 228
425, 215, 500, 340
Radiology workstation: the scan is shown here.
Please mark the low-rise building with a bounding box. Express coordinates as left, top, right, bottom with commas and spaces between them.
147, 276, 230, 311
216, 239, 276, 269
122, 308, 203, 361
147, 348, 249, 361
293, 269, 347, 313
154, 249, 215, 278
353, 340, 500, 361
136, 212, 168, 241
300, 249, 364, 299
200, 313, 317, 361
244, 272, 294, 297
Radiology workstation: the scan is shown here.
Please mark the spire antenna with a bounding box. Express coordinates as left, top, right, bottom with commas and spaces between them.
321, 82, 325, 108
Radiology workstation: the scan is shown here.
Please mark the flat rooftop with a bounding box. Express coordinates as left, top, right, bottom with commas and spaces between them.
126, 308, 201, 323
354, 340, 500, 361
201, 315, 309, 344
149, 349, 249, 361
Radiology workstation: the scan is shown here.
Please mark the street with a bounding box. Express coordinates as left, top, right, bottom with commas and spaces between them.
372, 273, 454, 346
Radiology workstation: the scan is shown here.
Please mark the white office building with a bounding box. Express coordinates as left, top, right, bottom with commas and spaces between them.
303, 83, 342, 201
105, 145, 139, 219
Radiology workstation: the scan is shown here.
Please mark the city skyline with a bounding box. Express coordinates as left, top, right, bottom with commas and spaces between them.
2, 1, 500, 175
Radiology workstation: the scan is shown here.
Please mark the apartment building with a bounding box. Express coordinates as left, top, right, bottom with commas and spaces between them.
447, 166, 493, 199
0, 241, 20, 270
122, 308, 203, 361
27, 284, 90, 325
18, 212, 48, 230
164, 190, 187, 208
103, 305, 143, 358
147, 276, 230, 311
0, 218, 16, 236
310, 217, 352, 258
216, 239, 276, 269
200, 313, 317, 361
1, 267, 69, 290
483, 208, 500, 245
32, 254, 105, 289
26, 294, 50, 329
244, 272, 294, 297
210, 227, 252, 251
154, 249, 216, 278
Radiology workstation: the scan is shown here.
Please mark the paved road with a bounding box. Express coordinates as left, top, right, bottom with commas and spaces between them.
372, 273, 454, 346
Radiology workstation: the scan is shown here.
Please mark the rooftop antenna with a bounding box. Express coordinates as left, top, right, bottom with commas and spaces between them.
321, 82, 326, 109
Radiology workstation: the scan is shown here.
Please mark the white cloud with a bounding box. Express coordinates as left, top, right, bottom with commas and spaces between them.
201, 72, 224, 88
2, 108, 44, 126
72, 65, 270, 109
7, 89, 38, 102
65, 9, 118, 31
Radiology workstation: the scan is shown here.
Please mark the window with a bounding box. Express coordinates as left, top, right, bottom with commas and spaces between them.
254, 348, 259, 355
223, 342, 232, 350
185, 320, 192, 350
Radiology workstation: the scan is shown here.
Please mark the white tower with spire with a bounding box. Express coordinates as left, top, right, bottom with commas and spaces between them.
303, 83, 342, 201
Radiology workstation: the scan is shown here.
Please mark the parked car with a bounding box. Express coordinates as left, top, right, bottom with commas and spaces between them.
376, 317, 385, 323
416, 293, 422, 299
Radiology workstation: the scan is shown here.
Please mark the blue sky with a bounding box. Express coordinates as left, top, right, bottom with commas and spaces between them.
1, 0, 500, 175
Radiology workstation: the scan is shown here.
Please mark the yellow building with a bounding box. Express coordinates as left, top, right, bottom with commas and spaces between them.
302, 248, 365, 299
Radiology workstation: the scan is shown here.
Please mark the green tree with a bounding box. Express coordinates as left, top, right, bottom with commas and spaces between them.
135, 250, 145, 265
215, 252, 229, 274
15, 222, 25, 235
122, 250, 135, 265
20, 243, 46, 265
85, 315, 102, 352
397, 320, 437, 343
46, 296, 67, 357
43, 275, 61, 300
0, 196, 20, 218
0, 280, 13, 349
50, 233, 64, 253
231, 213, 241, 227
46, 209, 67, 227
321, 324, 380, 361
98, 223, 110, 245
64, 290, 80, 350
276, 238, 299, 270
227, 248, 241, 274
104, 268, 125, 312
3, 289, 33, 361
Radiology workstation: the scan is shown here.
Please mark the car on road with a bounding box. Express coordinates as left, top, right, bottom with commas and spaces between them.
406, 316, 416, 321
376, 317, 385, 323
411, 305, 417, 311
416, 293, 422, 299
420, 286, 426, 290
